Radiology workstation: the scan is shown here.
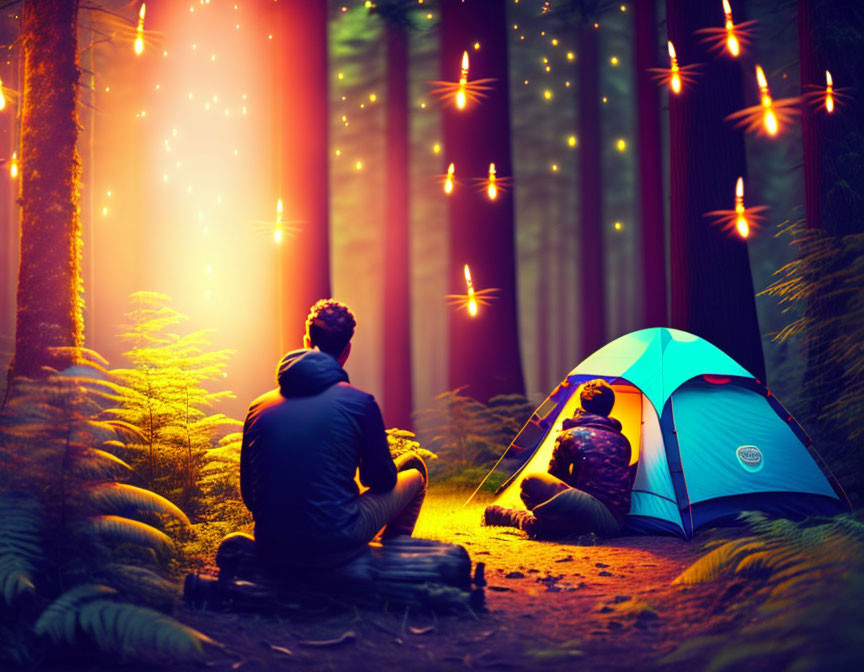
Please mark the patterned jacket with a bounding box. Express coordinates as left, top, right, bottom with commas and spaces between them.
548, 410, 633, 524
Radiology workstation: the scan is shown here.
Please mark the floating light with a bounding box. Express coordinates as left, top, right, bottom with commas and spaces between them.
134, 3, 146, 56
726, 65, 799, 137
697, 0, 756, 58
668, 41, 681, 94
704, 176, 768, 239
456, 51, 469, 109
9, 151, 18, 179
429, 51, 495, 109
0, 76, 5, 111
465, 265, 477, 316
274, 198, 283, 244
444, 162, 455, 195
649, 41, 699, 94
445, 266, 498, 316
825, 70, 834, 113
487, 163, 497, 200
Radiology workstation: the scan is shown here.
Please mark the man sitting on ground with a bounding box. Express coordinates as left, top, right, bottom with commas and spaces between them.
240, 299, 427, 568
484, 379, 632, 539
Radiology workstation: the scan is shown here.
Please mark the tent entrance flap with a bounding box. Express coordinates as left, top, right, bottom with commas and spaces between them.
495, 384, 643, 510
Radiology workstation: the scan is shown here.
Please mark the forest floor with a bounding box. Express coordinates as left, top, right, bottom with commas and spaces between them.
175, 489, 756, 672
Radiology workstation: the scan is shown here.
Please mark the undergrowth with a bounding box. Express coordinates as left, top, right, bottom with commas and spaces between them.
662, 512, 864, 671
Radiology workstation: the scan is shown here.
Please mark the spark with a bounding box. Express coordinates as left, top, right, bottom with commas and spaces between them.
429, 50, 495, 110
726, 65, 798, 137
446, 265, 498, 317
444, 162, 455, 195
649, 41, 699, 94
704, 176, 768, 239
0, 76, 5, 110
803, 68, 847, 112
134, 3, 146, 55
9, 151, 18, 178
487, 163, 497, 200
274, 198, 283, 243
696, 0, 756, 58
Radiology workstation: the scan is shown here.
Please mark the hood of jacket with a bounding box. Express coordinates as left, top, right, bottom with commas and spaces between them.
276, 349, 349, 398
561, 409, 623, 433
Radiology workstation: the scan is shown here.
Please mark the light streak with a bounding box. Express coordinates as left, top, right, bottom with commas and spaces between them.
487, 163, 497, 200
825, 70, 834, 113
444, 162, 455, 195
0, 76, 5, 111
9, 151, 18, 179
274, 198, 283, 244
134, 3, 146, 56
457, 51, 468, 109
465, 265, 477, 316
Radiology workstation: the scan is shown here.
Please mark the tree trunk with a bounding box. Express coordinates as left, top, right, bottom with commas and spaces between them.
382, 23, 413, 429
634, 0, 667, 328
666, 0, 765, 381
270, 0, 331, 354
0, 13, 18, 362
13, 0, 83, 379
441, 0, 525, 402
577, 19, 606, 358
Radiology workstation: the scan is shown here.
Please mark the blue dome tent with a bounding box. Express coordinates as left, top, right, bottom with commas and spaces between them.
488, 328, 847, 538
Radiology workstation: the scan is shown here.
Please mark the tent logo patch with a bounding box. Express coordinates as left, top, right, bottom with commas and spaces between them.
736, 445, 763, 473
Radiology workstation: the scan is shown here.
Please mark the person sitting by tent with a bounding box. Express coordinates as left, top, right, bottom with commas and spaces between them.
240, 299, 428, 569
484, 379, 632, 539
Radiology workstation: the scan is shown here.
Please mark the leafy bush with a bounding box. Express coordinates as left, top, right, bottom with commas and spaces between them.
413, 388, 533, 488
0, 351, 213, 665
662, 512, 864, 671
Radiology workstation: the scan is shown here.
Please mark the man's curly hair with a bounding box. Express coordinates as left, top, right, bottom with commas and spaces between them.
578, 379, 615, 417
305, 299, 357, 358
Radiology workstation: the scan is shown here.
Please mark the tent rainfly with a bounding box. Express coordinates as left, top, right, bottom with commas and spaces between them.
489, 328, 847, 538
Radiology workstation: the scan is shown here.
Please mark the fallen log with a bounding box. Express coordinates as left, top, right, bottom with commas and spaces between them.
184, 533, 485, 613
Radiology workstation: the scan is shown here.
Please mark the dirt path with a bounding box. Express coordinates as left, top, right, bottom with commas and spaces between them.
179, 491, 745, 672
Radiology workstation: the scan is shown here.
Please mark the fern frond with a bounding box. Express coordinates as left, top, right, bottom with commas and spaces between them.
35, 584, 213, 661
672, 537, 766, 585
88, 484, 190, 527
34, 585, 118, 644
69, 447, 133, 480
82, 516, 174, 556
0, 496, 43, 606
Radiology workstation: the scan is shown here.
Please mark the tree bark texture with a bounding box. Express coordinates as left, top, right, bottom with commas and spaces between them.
13, 0, 83, 379
270, 0, 331, 353
382, 23, 414, 430
441, 0, 525, 402
577, 19, 607, 358
666, 0, 766, 381
634, 0, 667, 328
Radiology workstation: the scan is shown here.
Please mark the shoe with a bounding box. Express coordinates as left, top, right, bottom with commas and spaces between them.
484, 505, 538, 535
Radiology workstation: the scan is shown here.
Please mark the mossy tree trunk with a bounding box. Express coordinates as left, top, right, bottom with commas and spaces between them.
13, 0, 83, 379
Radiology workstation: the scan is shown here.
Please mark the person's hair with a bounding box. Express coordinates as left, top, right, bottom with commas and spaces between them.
305, 299, 356, 358
578, 379, 615, 417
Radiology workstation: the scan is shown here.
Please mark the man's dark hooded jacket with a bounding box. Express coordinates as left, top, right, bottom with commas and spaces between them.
240, 349, 397, 564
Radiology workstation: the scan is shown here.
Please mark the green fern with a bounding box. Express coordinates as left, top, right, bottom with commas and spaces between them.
88, 483, 191, 527
83, 515, 175, 556
35, 584, 212, 661
0, 496, 42, 607
663, 513, 864, 670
